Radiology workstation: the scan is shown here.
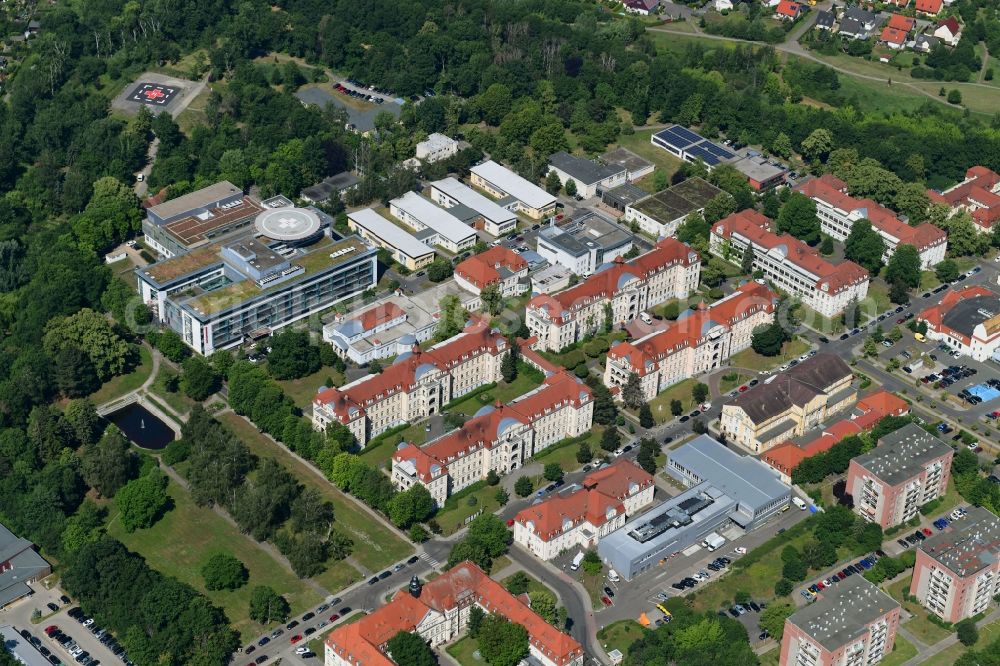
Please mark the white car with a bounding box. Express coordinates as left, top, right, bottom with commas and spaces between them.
951, 508, 966, 520
734, 546, 747, 554
296, 647, 311, 655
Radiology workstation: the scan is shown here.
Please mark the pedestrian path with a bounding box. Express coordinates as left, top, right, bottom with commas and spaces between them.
420, 551, 441, 568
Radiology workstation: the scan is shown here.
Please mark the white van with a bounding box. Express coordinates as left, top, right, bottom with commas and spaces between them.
792, 497, 807, 510
570, 552, 585, 571
608, 569, 620, 583
640, 312, 653, 325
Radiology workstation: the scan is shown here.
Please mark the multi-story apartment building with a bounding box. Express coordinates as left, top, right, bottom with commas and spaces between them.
910, 506, 1000, 623
710, 209, 870, 318
526, 238, 701, 352
325, 561, 584, 666
312, 321, 510, 446
780, 576, 900, 666
513, 460, 654, 560
918, 285, 1000, 362
390, 371, 593, 507
720, 354, 855, 454
454, 247, 529, 302
604, 281, 777, 403
797, 174, 948, 269
928, 165, 1000, 233
847, 424, 953, 529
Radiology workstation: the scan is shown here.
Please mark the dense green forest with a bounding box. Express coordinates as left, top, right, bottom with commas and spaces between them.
0, 0, 998, 664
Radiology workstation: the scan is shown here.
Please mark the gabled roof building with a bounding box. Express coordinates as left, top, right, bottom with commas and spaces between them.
604, 280, 777, 404
454, 246, 529, 302
0, 522, 51, 609
796, 174, 948, 270
391, 370, 593, 507
313, 320, 511, 447
526, 238, 700, 352
918, 285, 1000, 362
720, 353, 856, 454
927, 166, 1000, 233
710, 209, 870, 318
325, 561, 584, 666
513, 460, 654, 560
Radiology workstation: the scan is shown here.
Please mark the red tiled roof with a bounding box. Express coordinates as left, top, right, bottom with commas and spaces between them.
326, 562, 583, 666
928, 166, 1000, 230
775, 0, 802, 17
880, 27, 908, 45
355, 302, 406, 332
455, 247, 528, 290
583, 458, 655, 500
916, 0, 942, 13
797, 177, 946, 252
527, 238, 697, 324
392, 371, 591, 474
608, 280, 777, 375
761, 390, 909, 475
919, 285, 997, 345
711, 210, 869, 294
937, 16, 961, 35
315, 321, 506, 421
514, 488, 624, 541
887, 13, 915, 31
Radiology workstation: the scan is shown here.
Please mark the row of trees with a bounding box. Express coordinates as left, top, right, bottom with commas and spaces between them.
168, 406, 350, 577
791, 415, 916, 484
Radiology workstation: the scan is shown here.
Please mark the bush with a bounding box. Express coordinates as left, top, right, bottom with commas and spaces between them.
774, 579, 793, 596
956, 619, 978, 646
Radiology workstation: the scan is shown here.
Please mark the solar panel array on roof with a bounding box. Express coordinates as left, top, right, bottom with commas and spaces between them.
654, 126, 700, 150
704, 143, 735, 160
670, 126, 704, 146
687, 144, 724, 167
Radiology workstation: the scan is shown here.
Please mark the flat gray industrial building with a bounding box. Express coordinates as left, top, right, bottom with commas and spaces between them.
599, 435, 790, 580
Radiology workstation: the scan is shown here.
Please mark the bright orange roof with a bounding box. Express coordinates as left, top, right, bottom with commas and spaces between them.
711, 211, 869, 294
528, 238, 697, 324
762, 390, 908, 476
880, 26, 908, 45
514, 487, 625, 541
354, 302, 407, 332
327, 562, 583, 666
315, 321, 506, 421
887, 13, 915, 31
919, 285, 997, 345
583, 458, 654, 500
455, 246, 527, 290
916, 0, 942, 13
775, 0, 802, 16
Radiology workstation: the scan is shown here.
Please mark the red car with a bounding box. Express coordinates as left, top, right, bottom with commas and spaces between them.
329, 614, 340, 622
44, 625, 58, 635
290, 635, 304, 644
601, 596, 612, 606
922, 528, 933, 536
506, 519, 515, 527
738, 385, 749, 392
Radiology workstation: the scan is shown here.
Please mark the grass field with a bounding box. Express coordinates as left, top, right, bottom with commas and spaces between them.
719, 372, 751, 394
107, 478, 322, 640
176, 86, 213, 134
646, 378, 699, 424
797, 303, 844, 335
218, 413, 413, 581
500, 570, 558, 598
444, 373, 545, 419
436, 483, 505, 535
886, 575, 953, 646
931, 617, 1000, 665
729, 339, 811, 373
533, 427, 604, 472
147, 365, 198, 417
446, 636, 481, 666
596, 620, 647, 658
276, 366, 346, 411
758, 646, 780, 666
87, 344, 154, 405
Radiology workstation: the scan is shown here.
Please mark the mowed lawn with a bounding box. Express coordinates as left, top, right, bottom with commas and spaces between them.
276, 366, 346, 411
87, 344, 154, 405
886, 575, 953, 646
596, 620, 648, 658
107, 479, 322, 640
613, 129, 684, 182
646, 378, 699, 424
880, 634, 918, 666
729, 339, 811, 373
218, 413, 413, 582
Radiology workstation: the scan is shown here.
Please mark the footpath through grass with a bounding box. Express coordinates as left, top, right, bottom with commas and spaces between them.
219, 413, 413, 581
729, 339, 811, 374
107, 478, 322, 640
446, 636, 481, 666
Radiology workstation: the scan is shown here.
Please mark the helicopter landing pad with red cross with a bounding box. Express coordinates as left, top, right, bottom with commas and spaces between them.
128, 82, 181, 106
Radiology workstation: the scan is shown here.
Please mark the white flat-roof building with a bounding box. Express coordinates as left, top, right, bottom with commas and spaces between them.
347, 208, 436, 271
470, 160, 557, 220
430, 177, 517, 237
536, 211, 634, 277
388, 192, 477, 253
415, 133, 459, 163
